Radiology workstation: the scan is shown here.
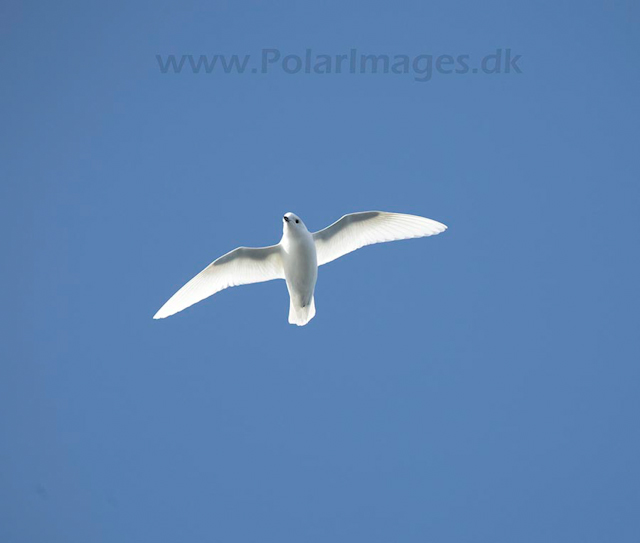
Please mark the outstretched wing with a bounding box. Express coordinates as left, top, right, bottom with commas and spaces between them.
313, 211, 447, 266
153, 245, 284, 319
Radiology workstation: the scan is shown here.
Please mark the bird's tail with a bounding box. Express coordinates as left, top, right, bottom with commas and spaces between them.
288, 297, 316, 326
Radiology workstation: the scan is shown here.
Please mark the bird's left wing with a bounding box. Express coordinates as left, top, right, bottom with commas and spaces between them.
313, 211, 447, 266
153, 245, 284, 319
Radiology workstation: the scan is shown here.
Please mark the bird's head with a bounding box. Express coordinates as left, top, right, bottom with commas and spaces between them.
283, 212, 307, 234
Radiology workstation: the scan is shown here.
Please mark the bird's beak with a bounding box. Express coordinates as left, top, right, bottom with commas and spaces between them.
283, 216, 289, 223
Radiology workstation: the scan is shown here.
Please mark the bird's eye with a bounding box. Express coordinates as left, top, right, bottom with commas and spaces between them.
295, 219, 299, 224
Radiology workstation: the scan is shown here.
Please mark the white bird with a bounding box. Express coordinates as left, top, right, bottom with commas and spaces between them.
153, 211, 447, 326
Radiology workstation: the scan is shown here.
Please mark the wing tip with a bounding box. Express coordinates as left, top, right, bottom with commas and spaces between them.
153, 308, 170, 319
388, 212, 448, 234
416, 216, 447, 235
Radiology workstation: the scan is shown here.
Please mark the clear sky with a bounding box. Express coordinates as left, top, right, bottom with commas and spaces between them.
2, 0, 639, 541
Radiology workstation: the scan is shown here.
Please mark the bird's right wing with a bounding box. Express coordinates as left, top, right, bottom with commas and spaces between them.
313, 211, 447, 266
153, 245, 284, 319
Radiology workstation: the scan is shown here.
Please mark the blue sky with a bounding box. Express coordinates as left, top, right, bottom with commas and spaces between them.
2, 0, 639, 541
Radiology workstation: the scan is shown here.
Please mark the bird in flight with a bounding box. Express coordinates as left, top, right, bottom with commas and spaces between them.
153, 211, 447, 326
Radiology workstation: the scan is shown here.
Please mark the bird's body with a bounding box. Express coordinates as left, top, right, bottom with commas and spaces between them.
154, 211, 447, 326
280, 213, 318, 325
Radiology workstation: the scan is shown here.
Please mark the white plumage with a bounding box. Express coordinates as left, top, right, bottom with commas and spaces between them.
153, 211, 447, 325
